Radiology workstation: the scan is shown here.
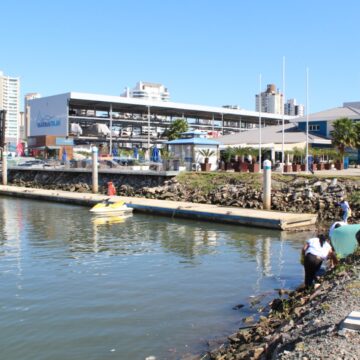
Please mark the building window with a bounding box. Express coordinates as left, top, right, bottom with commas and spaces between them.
309, 125, 320, 131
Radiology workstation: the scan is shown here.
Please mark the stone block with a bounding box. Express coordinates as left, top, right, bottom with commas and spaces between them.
343, 311, 360, 331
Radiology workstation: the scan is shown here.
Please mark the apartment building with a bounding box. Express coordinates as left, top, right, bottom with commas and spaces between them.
0, 70, 20, 145
255, 84, 283, 115
284, 98, 305, 116
122, 81, 170, 101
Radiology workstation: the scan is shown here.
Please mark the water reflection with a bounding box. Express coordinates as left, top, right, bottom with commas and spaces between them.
0, 197, 310, 360
0, 197, 309, 267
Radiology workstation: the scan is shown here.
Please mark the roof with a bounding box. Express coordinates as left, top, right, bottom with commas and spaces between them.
181, 130, 208, 136
296, 105, 360, 122
31, 91, 294, 124
218, 123, 331, 146
166, 138, 220, 145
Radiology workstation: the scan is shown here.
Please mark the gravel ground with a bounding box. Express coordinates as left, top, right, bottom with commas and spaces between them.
207, 250, 360, 360
275, 259, 360, 360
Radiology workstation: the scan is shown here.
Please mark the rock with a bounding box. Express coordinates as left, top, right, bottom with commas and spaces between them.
232, 304, 244, 310
238, 330, 252, 343
228, 334, 241, 343
243, 316, 254, 324
251, 347, 264, 359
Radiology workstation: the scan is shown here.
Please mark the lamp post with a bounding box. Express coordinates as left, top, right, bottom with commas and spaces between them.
258, 73, 262, 173
92, 146, 98, 193
305, 67, 309, 173
147, 105, 151, 149
281, 56, 285, 173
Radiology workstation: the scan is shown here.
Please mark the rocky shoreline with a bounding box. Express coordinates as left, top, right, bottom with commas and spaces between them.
9, 171, 360, 223
205, 249, 360, 360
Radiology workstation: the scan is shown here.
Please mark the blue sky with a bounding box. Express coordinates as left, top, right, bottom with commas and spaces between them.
2, 0, 360, 112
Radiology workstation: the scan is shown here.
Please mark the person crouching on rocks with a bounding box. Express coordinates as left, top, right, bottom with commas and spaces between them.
302, 234, 338, 288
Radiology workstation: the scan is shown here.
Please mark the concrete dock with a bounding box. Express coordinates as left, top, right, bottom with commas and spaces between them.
0, 185, 317, 230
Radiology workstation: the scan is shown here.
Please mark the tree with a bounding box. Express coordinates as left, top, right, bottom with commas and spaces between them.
233, 146, 247, 162
222, 147, 234, 163
160, 149, 173, 160
165, 118, 188, 140
330, 117, 357, 161
198, 148, 215, 163
355, 121, 360, 149
292, 146, 305, 163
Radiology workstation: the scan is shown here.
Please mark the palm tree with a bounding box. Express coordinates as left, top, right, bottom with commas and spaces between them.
222, 147, 234, 163
198, 148, 215, 171
198, 148, 215, 163
292, 146, 304, 164
355, 121, 360, 150
233, 146, 247, 162
330, 117, 357, 162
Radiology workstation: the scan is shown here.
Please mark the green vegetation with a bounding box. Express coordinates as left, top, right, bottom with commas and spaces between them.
348, 190, 360, 206
164, 118, 188, 140
175, 172, 359, 194
330, 117, 358, 160
160, 149, 173, 160
176, 172, 263, 193
222, 147, 234, 162
198, 149, 215, 163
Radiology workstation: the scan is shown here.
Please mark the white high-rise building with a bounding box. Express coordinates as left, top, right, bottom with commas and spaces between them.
0, 71, 20, 145
284, 98, 304, 117
255, 84, 283, 114
122, 81, 170, 101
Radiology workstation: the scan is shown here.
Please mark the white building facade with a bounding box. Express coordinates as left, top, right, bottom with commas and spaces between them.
0, 70, 20, 145
122, 81, 170, 101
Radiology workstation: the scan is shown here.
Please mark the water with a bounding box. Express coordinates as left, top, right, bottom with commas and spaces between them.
0, 197, 314, 360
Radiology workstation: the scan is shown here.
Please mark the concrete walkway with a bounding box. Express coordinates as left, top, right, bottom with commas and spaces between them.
280, 168, 360, 177
0, 185, 317, 230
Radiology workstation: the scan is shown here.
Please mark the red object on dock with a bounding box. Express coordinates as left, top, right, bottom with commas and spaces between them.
107, 182, 116, 196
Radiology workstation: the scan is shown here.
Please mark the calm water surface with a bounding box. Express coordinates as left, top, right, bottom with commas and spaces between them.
0, 197, 314, 360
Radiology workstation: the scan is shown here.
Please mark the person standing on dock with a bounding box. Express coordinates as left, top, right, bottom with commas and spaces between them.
338, 198, 351, 223
302, 234, 337, 287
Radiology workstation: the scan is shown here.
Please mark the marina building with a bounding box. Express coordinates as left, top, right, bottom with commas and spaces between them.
0, 70, 20, 146
218, 123, 331, 163
295, 102, 360, 162
26, 91, 294, 157
296, 102, 360, 138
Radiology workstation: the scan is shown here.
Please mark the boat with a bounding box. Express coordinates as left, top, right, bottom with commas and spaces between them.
92, 215, 130, 226
90, 199, 133, 216
331, 224, 360, 258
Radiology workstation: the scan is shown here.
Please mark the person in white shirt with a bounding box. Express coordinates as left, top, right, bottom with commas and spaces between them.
302, 234, 337, 287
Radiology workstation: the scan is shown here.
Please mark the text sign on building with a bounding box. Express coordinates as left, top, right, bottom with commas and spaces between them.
29, 94, 68, 137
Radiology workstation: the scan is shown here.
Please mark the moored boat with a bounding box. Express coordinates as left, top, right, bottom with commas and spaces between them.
90, 199, 133, 216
